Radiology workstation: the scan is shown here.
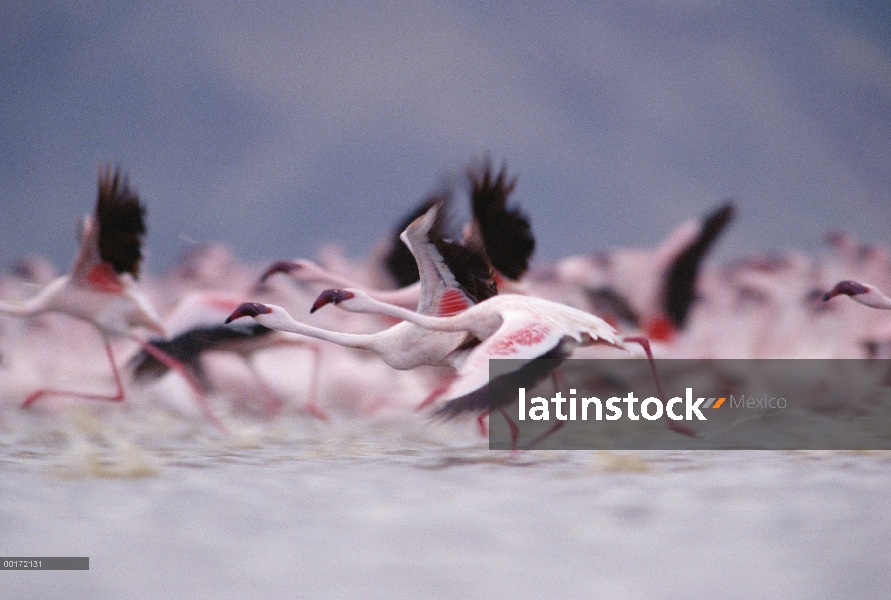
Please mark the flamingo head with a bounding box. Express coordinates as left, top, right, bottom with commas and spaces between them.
225, 302, 273, 323
311, 289, 356, 313
259, 260, 302, 283
822, 280, 869, 302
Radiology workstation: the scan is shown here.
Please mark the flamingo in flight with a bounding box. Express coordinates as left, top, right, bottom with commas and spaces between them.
225, 203, 496, 375
128, 291, 327, 419
305, 289, 695, 447
823, 281, 891, 309
0, 167, 223, 430
261, 161, 532, 308
260, 258, 423, 310
566, 201, 735, 342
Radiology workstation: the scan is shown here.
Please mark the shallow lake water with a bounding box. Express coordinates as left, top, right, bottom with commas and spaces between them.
1, 404, 890, 599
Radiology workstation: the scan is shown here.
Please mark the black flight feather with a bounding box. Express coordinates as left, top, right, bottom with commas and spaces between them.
434, 344, 569, 418
96, 166, 147, 278
431, 238, 498, 304
469, 163, 534, 280
130, 323, 274, 384
662, 201, 735, 329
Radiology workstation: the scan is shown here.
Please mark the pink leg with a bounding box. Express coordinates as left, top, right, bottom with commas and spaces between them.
476, 412, 489, 436
416, 383, 449, 411
416, 372, 457, 411
497, 407, 520, 450
22, 339, 125, 407
242, 356, 286, 420
519, 371, 566, 448
138, 340, 229, 435
301, 344, 327, 420
622, 336, 697, 437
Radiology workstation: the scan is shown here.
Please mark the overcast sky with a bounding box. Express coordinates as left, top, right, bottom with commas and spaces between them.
1, 1, 889, 275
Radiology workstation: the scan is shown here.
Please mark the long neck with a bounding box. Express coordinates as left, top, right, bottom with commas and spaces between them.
366, 282, 421, 310
349, 297, 474, 332
0, 292, 53, 318
857, 289, 891, 309
260, 311, 384, 353
309, 267, 421, 311
298, 262, 365, 291
0, 276, 72, 319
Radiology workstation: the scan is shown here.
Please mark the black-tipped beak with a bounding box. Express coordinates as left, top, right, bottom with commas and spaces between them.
823, 280, 868, 302
311, 289, 355, 313
260, 260, 299, 283
225, 302, 272, 323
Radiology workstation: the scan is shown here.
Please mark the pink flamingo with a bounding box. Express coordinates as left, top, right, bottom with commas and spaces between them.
308, 289, 695, 447
0, 167, 224, 430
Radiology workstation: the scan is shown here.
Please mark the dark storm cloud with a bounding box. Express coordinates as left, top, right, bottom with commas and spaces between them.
1, 1, 889, 273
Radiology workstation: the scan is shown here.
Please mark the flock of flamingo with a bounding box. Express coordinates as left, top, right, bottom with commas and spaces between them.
0, 163, 888, 445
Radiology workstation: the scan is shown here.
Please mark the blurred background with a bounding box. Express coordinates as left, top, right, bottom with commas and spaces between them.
1, 1, 889, 273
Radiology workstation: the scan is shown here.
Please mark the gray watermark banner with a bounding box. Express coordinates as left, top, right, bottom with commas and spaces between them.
1, 557, 89, 570
486, 359, 891, 449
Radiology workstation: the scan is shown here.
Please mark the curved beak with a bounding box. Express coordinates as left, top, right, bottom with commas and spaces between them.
225, 302, 271, 323
823, 280, 868, 302
311, 289, 355, 313
259, 260, 299, 283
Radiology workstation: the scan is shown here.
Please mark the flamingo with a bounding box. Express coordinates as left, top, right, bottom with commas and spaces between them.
225, 202, 498, 423
221, 209, 492, 416
261, 161, 533, 306
308, 289, 695, 447
0, 166, 223, 430
129, 291, 326, 419
227, 203, 496, 370
260, 258, 423, 310
553, 201, 734, 342
660, 202, 735, 333
259, 190, 450, 309
823, 281, 891, 309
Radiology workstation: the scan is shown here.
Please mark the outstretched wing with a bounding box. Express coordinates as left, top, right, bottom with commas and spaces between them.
384, 191, 451, 288
95, 166, 146, 277
468, 162, 534, 281
401, 203, 496, 315
72, 166, 146, 282
662, 201, 735, 328
433, 311, 575, 417
431, 239, 497, 310
129, 322, 273, 383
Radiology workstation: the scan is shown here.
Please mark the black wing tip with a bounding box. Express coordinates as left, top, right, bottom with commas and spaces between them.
128, 341, 172, 382
95, 163, 147, 277
97, 164, 143, 219
467, 159, 518, 211
130, 325, 274, 382
704, 200, 736, 230
432, 388, 490, 420
466, 161, 533, 281
431, 238, 498, 304
662, 200, 738, 328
